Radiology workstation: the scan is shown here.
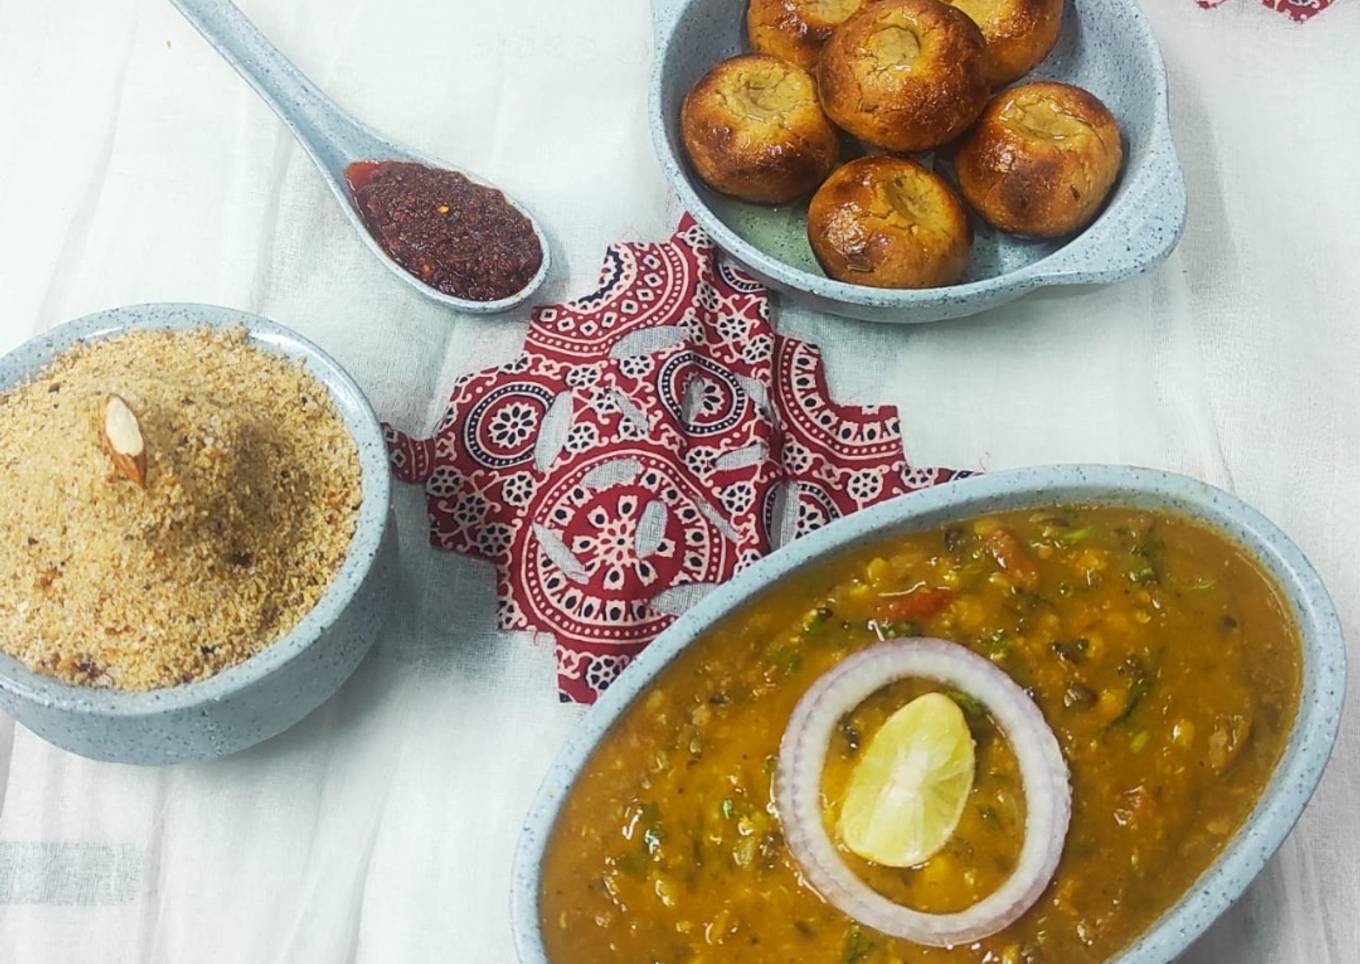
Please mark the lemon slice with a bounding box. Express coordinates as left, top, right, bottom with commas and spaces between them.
838, 691, 976, 867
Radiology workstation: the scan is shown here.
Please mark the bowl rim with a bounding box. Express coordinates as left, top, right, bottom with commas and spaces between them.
648, 0, 1188, 318
0, 302, 392, 717
509, 464, 1345, 963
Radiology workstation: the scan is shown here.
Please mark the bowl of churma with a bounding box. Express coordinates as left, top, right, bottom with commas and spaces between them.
0, 303, 396, 765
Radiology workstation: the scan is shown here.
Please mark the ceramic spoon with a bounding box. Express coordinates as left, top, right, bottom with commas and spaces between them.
169, 0, 550, 313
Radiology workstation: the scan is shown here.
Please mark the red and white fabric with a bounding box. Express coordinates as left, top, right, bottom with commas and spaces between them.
386, 218, 967, 701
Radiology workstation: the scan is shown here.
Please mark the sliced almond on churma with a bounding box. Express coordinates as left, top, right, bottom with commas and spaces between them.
101, 393, 147, 487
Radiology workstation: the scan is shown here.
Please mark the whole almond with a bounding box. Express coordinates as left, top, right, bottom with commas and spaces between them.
102, 394, 147, 487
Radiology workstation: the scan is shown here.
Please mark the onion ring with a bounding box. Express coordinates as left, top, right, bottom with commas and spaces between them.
774, 638, 1071, 947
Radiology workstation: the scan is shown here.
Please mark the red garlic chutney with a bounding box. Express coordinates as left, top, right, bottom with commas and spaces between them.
346, 161, 543, 302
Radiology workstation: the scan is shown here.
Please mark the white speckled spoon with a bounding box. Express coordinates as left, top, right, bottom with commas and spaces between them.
169, 0, 550, 313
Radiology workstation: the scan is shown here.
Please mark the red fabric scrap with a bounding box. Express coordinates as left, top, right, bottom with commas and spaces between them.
386, 218, 969, 702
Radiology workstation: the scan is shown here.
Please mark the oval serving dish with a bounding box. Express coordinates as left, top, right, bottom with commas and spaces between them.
0, 303, 397, 765
512, 465, 1344, 962
649, 0, 1188, 324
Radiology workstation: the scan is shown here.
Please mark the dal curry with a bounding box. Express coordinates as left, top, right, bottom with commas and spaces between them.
540, 507, 1301, 963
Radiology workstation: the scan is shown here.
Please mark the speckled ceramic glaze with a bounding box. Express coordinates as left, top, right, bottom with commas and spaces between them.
650, 0, 1187, 323
0, 303, 397, 765
511, 466, 1345, 963
169, 0, 550, 314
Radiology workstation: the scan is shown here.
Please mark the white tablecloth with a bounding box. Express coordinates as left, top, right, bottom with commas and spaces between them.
1, 0, 1357, 960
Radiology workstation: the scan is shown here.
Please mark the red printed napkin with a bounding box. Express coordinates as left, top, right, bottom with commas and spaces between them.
385, 218, 968, 702
1195, 0, 1332, 20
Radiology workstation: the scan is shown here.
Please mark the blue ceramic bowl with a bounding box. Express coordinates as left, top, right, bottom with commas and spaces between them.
649, 0, 1187, 324
512, 466, 1345, 962
0, 304, 397, 765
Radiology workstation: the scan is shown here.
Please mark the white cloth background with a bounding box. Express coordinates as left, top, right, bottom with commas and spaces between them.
0, 0, 1357, 961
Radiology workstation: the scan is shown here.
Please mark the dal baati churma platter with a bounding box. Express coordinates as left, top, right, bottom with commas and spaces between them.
1, 2, 1346, 962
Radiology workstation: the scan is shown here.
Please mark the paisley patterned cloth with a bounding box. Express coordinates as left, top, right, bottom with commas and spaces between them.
385, 218, 968, 702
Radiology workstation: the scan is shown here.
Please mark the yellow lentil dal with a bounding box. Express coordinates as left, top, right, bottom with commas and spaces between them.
540, 507, 1301, 963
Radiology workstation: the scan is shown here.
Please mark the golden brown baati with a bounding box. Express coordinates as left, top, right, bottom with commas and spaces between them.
954, 81, 1123, 237
681, 53, 840, 204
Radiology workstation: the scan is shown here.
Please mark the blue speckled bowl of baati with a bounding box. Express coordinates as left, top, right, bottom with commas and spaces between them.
0, 303, 397, 765
511, 466, 1345, 963
650, 0, 1188, 323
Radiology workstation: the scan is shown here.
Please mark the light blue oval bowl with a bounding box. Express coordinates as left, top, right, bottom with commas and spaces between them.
650, 0, 1188, 324
0, 303, 397, 765
511, 465, 1345, 962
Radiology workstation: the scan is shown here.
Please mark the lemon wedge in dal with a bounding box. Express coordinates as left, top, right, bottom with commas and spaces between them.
838, 691, 977, 867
